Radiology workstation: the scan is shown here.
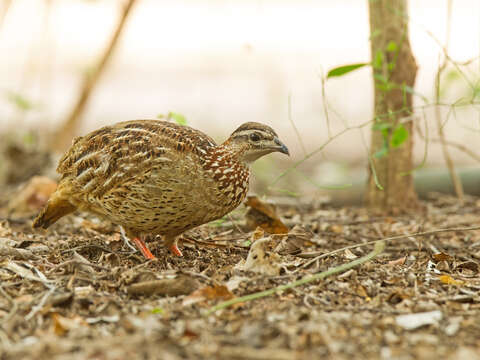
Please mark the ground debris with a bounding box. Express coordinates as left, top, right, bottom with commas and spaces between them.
127, 276, 198, 297
1, 191, 480, 359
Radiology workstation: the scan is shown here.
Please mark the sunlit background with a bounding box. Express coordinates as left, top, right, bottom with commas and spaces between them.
1, 0, 480, 194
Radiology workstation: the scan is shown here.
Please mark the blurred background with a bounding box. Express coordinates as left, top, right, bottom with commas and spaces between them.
1, 0, 480, 198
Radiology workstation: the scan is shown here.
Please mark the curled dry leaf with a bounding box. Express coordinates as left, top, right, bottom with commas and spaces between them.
387, 291, 409, 305
237, 237, 282, 276
355, 284, 370, 300
252, 227, 265, 241
7, 176, 57, 216
51, 313, 88, 336
388, 256, 406, 266
455, 261, 479, 275
432, 252, 454, 263
344, 249, 358, 260
183, 285, 234, 306
275, 225, 314, 255
244, 196, 288, 234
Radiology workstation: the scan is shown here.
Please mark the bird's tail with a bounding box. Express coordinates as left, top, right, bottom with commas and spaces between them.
33, 195, 76, 229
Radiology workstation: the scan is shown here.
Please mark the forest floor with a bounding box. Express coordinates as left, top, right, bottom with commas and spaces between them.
1, 180, 480, 360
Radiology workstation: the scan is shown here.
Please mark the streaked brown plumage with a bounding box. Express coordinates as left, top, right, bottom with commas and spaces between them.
33, 120, 289, 258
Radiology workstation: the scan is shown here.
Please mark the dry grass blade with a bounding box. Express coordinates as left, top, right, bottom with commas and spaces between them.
299, 225, 480, 270
205, 241, 385, 315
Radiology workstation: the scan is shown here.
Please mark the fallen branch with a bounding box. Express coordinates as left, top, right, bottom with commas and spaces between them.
127, 276, 198, 297
205, 241, 385, 315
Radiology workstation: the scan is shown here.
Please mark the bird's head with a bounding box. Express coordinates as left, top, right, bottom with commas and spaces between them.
224, 122, 289, 163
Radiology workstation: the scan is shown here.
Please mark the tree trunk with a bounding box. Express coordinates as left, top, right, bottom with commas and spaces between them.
366, 0, 419, 214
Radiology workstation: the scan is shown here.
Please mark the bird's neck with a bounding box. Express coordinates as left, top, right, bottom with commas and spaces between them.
218, 140, 250, 165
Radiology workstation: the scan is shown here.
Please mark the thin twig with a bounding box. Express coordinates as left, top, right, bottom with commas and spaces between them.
429, 138, 480, 163
288, 93, 307, 157
434, 0, 463, 202
320, 72, 333, 137
47, 260, 111, 274
52, 0, 138, 151
25, 287, 56, 320
205, 241, 385, 315
0, 0, 12, 31
271, 119, 374, 186
298, 225, 480, 270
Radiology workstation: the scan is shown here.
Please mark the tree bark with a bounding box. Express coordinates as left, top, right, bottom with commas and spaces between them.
366, 0, 419, 213
52, 0, 137, 152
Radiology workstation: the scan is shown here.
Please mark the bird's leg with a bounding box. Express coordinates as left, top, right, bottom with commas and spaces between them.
132, 236, 156, 259
125, 229, 155, 259
164, 235, 183, 257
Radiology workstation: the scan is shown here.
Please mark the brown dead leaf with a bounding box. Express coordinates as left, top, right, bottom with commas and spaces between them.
272, 225, 313, 255
355, 284, 371, 301
455, 261, 479, 274
245, 196, 288, 234
388, 256, 406, 266
432, 252, 454, 263
7, 176, 57, 215
51, 313, 87, 336
183, 285, 234, 306
330, 224, 343, 234
52, 313, 68, 336
252, 227, 265, 241
387, 291, 409, 305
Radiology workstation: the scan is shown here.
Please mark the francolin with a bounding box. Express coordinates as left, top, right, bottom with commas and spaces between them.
33, 120, 289, 259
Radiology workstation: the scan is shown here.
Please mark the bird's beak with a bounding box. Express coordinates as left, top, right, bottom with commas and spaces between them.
273, 137, 290, 156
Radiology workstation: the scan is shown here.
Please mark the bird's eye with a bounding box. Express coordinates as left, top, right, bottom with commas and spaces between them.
249, 133, 261, 142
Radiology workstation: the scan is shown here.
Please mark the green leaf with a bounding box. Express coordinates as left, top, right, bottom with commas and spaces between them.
372, 122, 392, 132
327, 63, 368, 78
168, 111, 187, 126
373, 50, 384, 69
390, 124, 409, 148
386, 41, 397, 52
369, 29, 381, 40
242, 240, 252, 247
151, 308, 164, 314
373, 73, 388, 84
6, 91, 34, 111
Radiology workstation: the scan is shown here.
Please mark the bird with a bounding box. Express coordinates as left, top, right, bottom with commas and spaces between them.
33, 120, 289, 259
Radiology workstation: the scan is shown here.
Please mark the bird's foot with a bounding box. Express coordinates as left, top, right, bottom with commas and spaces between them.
169, 242, 183, 257
132, 237, 156, 259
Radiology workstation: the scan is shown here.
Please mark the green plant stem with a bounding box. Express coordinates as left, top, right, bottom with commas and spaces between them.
205, 241, 385, 316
